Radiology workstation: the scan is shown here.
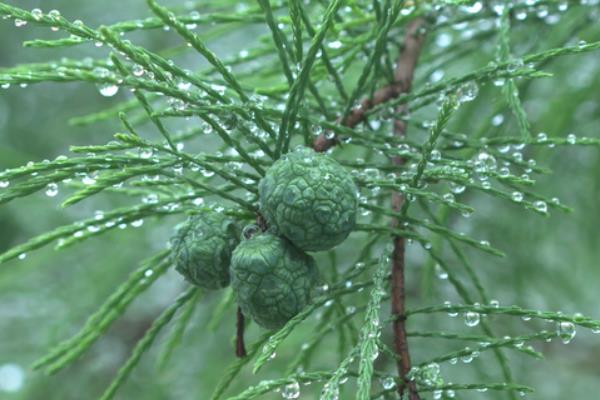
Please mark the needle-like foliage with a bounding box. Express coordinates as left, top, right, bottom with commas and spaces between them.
1, 1, 600, 399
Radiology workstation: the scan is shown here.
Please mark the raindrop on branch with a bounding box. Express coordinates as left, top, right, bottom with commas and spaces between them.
381, 376, 396, 390
456, 81, 479, 102
281, 380, 300, 399
533, 200, 547, 214
464, 311, 481, 327
98, 83, 119, 97
556, 321, 576, 344
31, 8, 43, 21
45, 183, 58, 197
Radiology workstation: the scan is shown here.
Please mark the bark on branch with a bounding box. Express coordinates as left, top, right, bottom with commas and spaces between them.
391, 18, 426, 400
313, 17, 427, 400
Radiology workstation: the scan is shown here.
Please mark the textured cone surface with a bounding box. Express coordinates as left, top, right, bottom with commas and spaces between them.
230, 233, 318, 329
170, 212, 239, 289
258, 147, 358, 251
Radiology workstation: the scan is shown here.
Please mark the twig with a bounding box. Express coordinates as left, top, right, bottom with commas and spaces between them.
236, 306, 247, 358
312, 83, 408, 150
390, 18, 426, 400
313, 16, 427, 399
312, 18, 426, 153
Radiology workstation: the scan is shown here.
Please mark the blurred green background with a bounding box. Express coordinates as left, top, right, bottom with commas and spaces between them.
1, 1, 599, 399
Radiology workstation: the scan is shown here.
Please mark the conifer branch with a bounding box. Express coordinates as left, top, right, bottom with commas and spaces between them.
1, 2, 600, 399
389, 17, 427, 400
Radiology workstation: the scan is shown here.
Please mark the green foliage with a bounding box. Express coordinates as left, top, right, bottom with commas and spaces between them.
230, 233, 318, 330
0, 0, 600, 399
259, 147, 358, 251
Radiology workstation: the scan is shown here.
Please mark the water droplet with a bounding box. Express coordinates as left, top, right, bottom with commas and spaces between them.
449, 182, 466, 194
31, 8, 43, 21
370, 346, 380, 361
464, 311, 480, 327
511, 191, 524, 202
45, 183, 58, 197
556, 321, 576, 344
98, 83, 119, 97
48, 10, 60, 32
515, 9, 528, 20
536, 5, 549, 18
328, 40, 342, 49
566, 133, 577, 144
82, 175, 96, 185
381, 376, 396, 390
48, 9, 61, 19
533, 200, 547, 213
493, 77, 506, 86
132, 64, 145, 77
14, 19, 27, 27
139, 148, 153, 159
444, 301, 458, 317
489, 299, 500, 308
463, 1, 482, 13
201, 168, 215, 178
18, 253, 27, 260
130, 219, 144, 228
400, 6, 415, 16
442, 193, 455, 203
177, 80, 191, 92
0, 180, 9, 188
281, 380, 300, 399
435, 264, 448, 280
210, 83, 226, 95
536, 132, 548, 142
492, 114, 504, 126
435, 33, 452, 48
457, 81, 479, 102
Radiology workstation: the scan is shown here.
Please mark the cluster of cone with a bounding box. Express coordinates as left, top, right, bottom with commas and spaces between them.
170, 148, 358, 329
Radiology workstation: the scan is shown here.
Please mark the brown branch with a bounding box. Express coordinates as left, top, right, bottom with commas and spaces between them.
313, 17, 427, 400
236, 306, 247, 358
311, 80, 407, 151
312, 19, 425, 152
391, 18, 426, 400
